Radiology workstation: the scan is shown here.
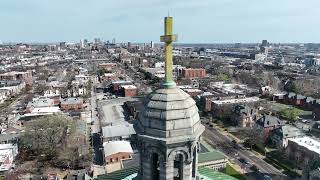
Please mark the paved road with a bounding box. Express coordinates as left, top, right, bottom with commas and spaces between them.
203, 123, 288, 180
90, 76, 104, 166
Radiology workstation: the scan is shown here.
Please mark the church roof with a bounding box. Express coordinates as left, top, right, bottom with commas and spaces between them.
135, 87, 205, 142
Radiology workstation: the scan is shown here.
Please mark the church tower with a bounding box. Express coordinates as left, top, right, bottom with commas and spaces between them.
134, 16, 205, 180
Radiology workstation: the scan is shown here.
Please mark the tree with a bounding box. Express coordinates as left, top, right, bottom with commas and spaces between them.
97, 69, 112, 76
34, 84, 48, 95
216, 73, 230, 82
286, 82, 302, 94
242, 129, 264, 150
279, 108, 301, 122
81, 80, 92, 98
20, 114, 75, 159
52, 147, 79, 169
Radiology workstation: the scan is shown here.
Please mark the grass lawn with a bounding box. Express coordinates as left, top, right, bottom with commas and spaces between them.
224, 164, 246, 180
269, 102, 312, 116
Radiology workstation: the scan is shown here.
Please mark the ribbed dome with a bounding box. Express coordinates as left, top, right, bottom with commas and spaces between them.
136, 87, 203, 139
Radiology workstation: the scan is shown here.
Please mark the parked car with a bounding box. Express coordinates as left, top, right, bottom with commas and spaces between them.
238, 158, 248, 164
264, 175, 272, 180
250, 164, 259, 172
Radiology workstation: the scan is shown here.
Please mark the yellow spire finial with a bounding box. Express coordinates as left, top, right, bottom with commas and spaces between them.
160, 16, 177, 88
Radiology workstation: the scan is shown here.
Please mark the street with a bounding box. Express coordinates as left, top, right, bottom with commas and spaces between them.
203, 123, 288, 180
90, 76, 104, 166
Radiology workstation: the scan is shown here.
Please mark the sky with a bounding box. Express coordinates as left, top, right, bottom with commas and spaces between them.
0, 0, 320, 43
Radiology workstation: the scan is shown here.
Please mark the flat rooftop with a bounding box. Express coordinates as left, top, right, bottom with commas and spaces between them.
289, 136, 320, 155
212, 96, 260, 105
121, 85, 137, 89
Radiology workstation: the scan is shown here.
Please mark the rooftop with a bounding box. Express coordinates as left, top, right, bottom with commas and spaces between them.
102, 124, 136, 139
61, 98, 83, 105
273, 125, 305, 138
121, 85, 137, 89
95, 166, 237, 180
212, 97, 260, 105
289, 136, 320, 155
103, 141, 133, 157
256, 115, 284, 128
198, 150, 226, 163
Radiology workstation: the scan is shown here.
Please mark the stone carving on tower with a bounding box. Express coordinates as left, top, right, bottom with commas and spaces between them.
134, 16, 205, 180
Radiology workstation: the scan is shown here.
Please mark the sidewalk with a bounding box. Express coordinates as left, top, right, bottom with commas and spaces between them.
212, 123, 241, 143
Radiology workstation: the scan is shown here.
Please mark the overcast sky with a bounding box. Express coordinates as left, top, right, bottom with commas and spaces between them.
0, 0, 319, 43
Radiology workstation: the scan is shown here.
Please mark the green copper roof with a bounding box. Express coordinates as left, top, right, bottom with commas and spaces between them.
95, 166, 237, 180
198, 151, 226, 163
95, 166, 139, 180
199, 167, 238, 180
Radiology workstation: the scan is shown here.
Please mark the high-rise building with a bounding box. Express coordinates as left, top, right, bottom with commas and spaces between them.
261, 40, 268, 47
80, 39, 85, 48
150, 41, 154, 48
80, 39, 88, 48
260, 40, 269, 54
112, 38, 116, 44
135, 16, 205, 180
94, 38, 101, 44
59, 42, 66, 49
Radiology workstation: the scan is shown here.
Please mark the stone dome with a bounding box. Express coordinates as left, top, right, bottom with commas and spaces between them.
135, 87, 203, 140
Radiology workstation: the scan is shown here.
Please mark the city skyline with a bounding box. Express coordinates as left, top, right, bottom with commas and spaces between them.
1, 0, 320, 43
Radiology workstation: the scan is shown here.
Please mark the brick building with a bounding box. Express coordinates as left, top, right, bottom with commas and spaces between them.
231, 105, 259, 128
0, 71, 32, 86
103, 141, 133, 165
199, 93, 215, 113
111, 81, 133, 92
181, 68, 206, 79
121, 85, 137, 97
255, 115, 284, 139
60, 98, 83, 111
99, 63, 117, 71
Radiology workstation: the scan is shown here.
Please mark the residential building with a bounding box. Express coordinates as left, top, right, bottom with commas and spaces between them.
102, 124, 136, 142
99, 63, 117, 71
211, 97, 260, 119
0, 143, 18, 172
181, 68, 206, 79
26, 97, 55, 113
111, 81, 133, 92
0, 71, 32, 86
231, 105, 258, 128
103, 141, 133, 165
270, 125, 305, 148
199, 93, 214, 113
60, 98, 84, 111
121, 85, 137, 97
255, 115, 284, 138
286, 137, 320, 169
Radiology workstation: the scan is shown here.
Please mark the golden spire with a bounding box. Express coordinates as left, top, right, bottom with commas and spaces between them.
160, 16, 177, 88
